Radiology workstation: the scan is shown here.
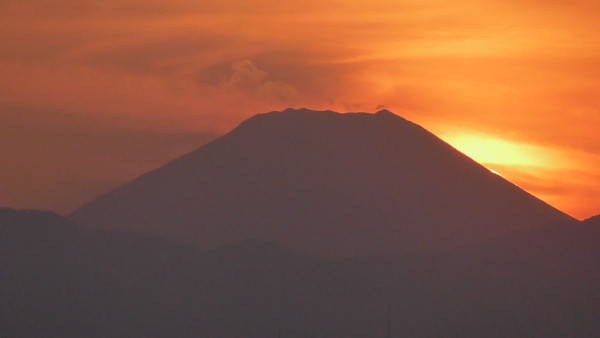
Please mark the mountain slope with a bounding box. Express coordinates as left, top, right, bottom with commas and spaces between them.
585, 214, 600, 225
2, 208, 597, 337
0, 208, 327, 337
71, 108, 573, 258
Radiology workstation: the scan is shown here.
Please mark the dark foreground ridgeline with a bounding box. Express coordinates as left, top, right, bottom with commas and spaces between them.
2, 208, 598, 337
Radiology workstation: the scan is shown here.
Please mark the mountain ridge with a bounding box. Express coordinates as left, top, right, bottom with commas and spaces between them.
71, 108, 573, 258
3, 208, 598, 337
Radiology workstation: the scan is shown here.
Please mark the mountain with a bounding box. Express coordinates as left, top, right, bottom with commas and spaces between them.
0, 208, 322, 337
70, 108, 573, 258
585, 214, 600, 224
2, 208, 598, 337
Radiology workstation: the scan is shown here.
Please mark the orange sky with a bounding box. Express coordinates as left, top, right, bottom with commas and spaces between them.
1, 0, 599, 219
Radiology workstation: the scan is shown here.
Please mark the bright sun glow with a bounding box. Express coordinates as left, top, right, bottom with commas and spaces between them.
442, 132, 565, 169
488, 168, 502, 176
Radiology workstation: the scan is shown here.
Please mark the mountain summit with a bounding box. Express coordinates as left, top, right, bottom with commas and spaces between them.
71, 108, 572, 258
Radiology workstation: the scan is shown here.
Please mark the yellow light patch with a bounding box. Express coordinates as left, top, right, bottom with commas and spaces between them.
442, 132, 567, 169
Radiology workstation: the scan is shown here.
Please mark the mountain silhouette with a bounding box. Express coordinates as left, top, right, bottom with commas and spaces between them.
585, 214, 600, 224
3, 208, 598, 337
71, 108, 573, 258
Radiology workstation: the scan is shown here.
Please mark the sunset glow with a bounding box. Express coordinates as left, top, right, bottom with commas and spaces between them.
445, 133, 557, 169
1, 0, 599, 219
